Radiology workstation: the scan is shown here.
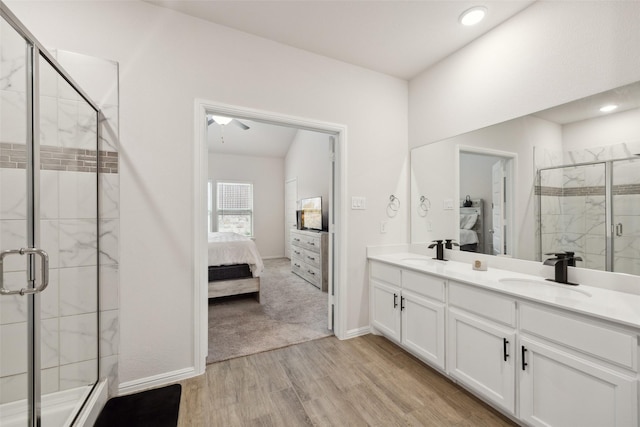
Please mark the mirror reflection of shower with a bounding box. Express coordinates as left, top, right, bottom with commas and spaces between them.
537, 156, 640, 275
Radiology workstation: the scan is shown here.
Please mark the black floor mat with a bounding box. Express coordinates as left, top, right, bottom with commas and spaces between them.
94, 384, 181, 427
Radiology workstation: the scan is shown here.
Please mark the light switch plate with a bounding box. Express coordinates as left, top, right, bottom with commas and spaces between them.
351, 196, 366, 210
380, 220, 388, 233
443, 198, 454, 210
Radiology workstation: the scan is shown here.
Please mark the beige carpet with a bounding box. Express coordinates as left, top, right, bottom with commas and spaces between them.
207, 258, 332, 363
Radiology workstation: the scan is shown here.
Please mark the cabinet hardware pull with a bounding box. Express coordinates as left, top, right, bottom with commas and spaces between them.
503, 338, 509, 361
309, 242, 315, 246
308, 256, 315, 261
522, 346, 528, 370
401, 296, 405, 311
393, 293, 398, 308
308, 270, 315, 275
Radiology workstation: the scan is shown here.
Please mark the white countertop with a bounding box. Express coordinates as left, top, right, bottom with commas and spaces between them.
368, 252, 640, 331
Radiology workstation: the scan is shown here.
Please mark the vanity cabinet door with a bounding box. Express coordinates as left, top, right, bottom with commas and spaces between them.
401, 290, 445, 370
371, 280, 401, 342
520, 337, 637, 427
447, 308, 516, 414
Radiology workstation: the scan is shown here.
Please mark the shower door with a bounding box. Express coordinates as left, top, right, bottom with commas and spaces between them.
539, 163, 607, 270
1, 7, 99, 427
612, 157, 640, 275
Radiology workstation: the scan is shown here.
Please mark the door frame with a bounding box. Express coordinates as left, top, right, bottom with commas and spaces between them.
456, 145, 517, 258
192, 99, 348, 374
284, 178, 297, 259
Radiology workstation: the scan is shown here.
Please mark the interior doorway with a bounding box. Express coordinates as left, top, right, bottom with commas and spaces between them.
193, 100, 346, 372
458, 147, 516, 257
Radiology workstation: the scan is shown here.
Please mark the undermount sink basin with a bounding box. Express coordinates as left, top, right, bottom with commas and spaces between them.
498, 277, 592, 299
401, 258, 436, 267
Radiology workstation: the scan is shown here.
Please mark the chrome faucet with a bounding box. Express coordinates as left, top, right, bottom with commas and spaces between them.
543, 251, 582, 285
428, 240, 446, 261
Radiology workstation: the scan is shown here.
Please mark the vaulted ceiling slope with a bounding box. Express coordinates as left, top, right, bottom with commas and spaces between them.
145, 0, 534, 80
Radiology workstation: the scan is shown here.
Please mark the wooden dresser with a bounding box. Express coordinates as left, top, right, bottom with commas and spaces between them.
290, 229, 328, 291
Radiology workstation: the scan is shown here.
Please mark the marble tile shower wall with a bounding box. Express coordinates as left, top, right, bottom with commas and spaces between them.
536, 143, 640, 275
0, 45, 119, 402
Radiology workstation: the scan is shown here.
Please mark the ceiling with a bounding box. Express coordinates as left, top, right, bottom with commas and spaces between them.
146, 0, 534, 80
152, 0, 535, 157
533, 81, 640, 125
207, 118, 299, 157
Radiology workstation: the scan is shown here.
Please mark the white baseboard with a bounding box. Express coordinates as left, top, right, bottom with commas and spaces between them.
343, 326, 370, 339
118, 367, 197, 396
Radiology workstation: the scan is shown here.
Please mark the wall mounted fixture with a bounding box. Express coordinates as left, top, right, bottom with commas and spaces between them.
387, 195, 400, 217
418, 196, 431, 217
459, 6, 487, 26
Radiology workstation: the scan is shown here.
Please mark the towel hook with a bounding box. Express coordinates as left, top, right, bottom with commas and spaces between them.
388, 195, 400, 212
419, 196, 431, 216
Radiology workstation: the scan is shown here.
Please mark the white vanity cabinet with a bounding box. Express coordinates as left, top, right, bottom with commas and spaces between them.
447, 281, 517, 415
400, 270, 446, 369
518, 303, 638, 427
370, 262, 402, 342
369, 262, 446, 370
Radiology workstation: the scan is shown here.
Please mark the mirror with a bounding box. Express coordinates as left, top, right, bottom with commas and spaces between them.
411, 80, 640, 276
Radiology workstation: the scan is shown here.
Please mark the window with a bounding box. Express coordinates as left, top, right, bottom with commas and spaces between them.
216, 181, 253, 237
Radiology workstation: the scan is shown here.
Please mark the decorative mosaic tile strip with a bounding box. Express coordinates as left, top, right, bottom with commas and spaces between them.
536, 185, 640, 196
0, 142, 117, 173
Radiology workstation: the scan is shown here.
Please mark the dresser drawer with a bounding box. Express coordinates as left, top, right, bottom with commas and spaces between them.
291, 234, 304, 249
402, 269, 445, 302
520, 304, 637, 370
290, 246, 304, 260
302, 264, 321, 287
291, 258, 304, 275
449, 281, 516, 327
302, 235, 321, 252
303, 249, 321, 268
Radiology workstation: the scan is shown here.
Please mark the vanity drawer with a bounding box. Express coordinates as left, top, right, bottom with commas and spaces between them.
449, 281, 515, 327
520, 304, 637, 370
402, 269, 445, 302
370, 262, 401, 286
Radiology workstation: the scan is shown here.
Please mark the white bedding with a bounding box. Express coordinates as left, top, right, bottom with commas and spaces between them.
459, 229, 479, 246
208, 232, 264, 277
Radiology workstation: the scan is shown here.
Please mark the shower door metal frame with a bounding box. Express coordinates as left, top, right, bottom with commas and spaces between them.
537, 157, 638, 272
1, 2, 102, 426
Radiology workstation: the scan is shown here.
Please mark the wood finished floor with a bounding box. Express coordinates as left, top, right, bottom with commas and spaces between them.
176, 334, 518, 426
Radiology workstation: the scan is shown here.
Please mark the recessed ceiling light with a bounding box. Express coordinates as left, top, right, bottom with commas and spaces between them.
459, 6, 487, 26
599, 104, 618, 113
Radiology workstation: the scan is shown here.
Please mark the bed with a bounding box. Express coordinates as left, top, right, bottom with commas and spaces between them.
208, 232, 264, 302
459, 199, 484, 253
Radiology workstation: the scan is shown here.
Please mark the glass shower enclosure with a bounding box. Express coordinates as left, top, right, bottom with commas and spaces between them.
1, 4, 100, 426
538, 157, 640, 275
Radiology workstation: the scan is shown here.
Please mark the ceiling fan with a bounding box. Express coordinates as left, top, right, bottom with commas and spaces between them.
207, 115, 250, 144
207, 115, 250, 130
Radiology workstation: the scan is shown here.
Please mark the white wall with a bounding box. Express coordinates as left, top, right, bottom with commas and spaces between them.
285, 129, 332, 228
7, 1, 408, 386
410, 1, 640, 148
562, 107, 640, 151
209, 153, 284, 258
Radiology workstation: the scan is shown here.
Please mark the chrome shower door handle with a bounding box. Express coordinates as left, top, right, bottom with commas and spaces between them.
0, 248, 49, 296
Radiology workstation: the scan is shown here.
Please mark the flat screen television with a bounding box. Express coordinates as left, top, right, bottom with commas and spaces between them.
299, 196, 322, 231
